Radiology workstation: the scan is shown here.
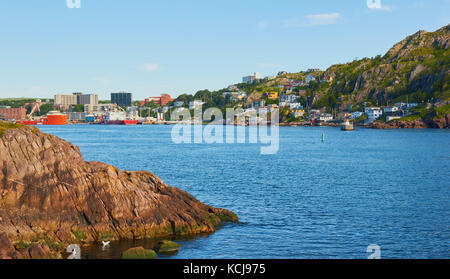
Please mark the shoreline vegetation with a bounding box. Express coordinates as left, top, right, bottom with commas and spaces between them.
0, 122, 238, 259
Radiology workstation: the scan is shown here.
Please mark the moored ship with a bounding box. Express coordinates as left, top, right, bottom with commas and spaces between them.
104, 110, 138, 125
42, 111, 68, 125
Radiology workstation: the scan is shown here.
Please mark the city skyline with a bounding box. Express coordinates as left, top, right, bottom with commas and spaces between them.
0, 0, 449, 100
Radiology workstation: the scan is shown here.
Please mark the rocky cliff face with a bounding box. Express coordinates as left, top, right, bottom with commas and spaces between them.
0, 123, 237, 259
317, 24, 450, 110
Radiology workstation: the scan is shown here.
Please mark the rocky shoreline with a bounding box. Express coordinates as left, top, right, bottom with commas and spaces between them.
371, 114, 450, 129
0, 122, 238, 259
277, 113, 450, 129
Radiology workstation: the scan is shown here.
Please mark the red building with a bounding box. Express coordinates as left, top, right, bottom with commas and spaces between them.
0, 106, 26, 120
143, 94, 174, 106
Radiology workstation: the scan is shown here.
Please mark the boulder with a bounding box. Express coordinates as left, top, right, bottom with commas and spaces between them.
120, 247, 157, 259
155, 240, 181, 255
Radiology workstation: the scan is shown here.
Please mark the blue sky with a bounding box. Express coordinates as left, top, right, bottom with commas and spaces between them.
0, 0, 448, 100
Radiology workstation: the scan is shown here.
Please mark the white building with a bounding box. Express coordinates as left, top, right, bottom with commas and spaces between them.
319, 113, 333, 122
289, 103, 302, 110
189, 100, 204, 110
280, 95, 298, 103
384, 106, 399, 114
305, 75, 316, 84
351, 111, 363, 119
84, 104, 115, 114
365, 107, 383, 122
243, 72, 261, 84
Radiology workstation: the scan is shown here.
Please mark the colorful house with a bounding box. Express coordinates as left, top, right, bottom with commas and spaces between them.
268, 92, 279, 100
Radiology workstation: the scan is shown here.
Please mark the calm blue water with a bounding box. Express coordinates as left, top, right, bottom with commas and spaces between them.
38, 125, 450, 259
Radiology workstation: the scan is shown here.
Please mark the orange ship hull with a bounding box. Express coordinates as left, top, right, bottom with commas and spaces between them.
43, 114, 68, 125
17, 120, 39, 125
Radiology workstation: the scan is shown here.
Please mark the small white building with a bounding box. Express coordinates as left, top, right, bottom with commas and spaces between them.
351, 111, 363, 119
384, 106, 399, 114
365, 107, 383, 122
306, 75, 316, 84
387, 116, 402, 122
289, 103, 302, 110
243, 72, 261, 84
319, 113, 333, 122
280, 95, 298, 103
189, 100, 204, 110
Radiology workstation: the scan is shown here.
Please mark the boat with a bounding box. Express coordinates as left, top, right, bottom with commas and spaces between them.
42, 111, 68, 125
16, 100, 41, 125
16, 120, 39, 125
104, 110, 138, 125
341, 120, 354, 131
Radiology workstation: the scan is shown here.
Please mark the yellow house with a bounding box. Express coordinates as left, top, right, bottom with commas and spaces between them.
268, 92, 279, 100
293, 108, 305, 118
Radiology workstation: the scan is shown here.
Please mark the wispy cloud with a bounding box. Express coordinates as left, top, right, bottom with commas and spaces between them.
142, 63, 159, 72
366, 0, 392, 11
284, 13, 341, 28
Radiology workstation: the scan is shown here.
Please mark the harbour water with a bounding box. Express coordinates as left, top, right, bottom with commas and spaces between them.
39, 125, 450, 259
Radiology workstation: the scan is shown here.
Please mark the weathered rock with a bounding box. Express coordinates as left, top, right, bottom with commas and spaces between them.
0, 123, 238, 258
120, 247, 157, 259
372, 114, 449, 129
155, 240, 181, 255
22, 244, 55, 259
0, 233, 21, 259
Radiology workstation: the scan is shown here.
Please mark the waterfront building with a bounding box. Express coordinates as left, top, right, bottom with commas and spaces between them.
68, 112, 86, 122
365, 107, 383, 122
111, 92, 132, 107
0, 106, 26, 121
54, 94, 77, 107
144, 94, 174, 107
55, 93, 98, 110
319, 113, 333, 122
292, 108, 305, 118
84, 104, 116, 115
72, 92, 98, 105
309, 109, 321, 120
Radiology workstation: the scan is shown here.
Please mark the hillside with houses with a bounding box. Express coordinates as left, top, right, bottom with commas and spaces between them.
168, 24, 449, 127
